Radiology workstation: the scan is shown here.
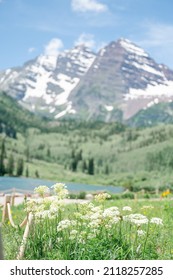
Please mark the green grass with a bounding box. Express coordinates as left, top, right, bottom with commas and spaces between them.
1, 197, 173, 260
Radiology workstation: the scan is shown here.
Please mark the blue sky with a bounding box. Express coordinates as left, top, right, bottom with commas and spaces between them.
1, 0, 173, 70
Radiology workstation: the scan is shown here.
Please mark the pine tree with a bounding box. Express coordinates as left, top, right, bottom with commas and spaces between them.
105, 164, 109, 175
35, 170, 39, 178
25, 166, 29, 177
25, 146, 30, 162
88, 158, 94, 175
7, 154, 14, 176
71, 159, 78, 172
82, 160, 87, 173
47, 147, 51, 158
76, 149, 83, 161
0, 139, 6, 176
16, 158, 24, 176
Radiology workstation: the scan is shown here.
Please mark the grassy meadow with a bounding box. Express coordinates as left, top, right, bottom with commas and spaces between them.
1, 187, 173, 260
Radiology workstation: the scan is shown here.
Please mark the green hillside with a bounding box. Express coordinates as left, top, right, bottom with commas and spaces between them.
128, 102, 173, 127
1, 91, 173, 190
0, 91, 48, 136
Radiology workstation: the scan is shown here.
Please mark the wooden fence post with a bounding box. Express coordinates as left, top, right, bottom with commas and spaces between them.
0, 224, 4, 260
17, 213, 33, 260
11, 194, 15, 207
2, 195, 11, 223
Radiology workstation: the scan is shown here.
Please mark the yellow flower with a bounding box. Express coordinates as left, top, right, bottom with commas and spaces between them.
161, 189, 170, 197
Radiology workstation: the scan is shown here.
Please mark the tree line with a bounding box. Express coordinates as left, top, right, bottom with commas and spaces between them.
70, 149, 95, 175
0, 139, 24, 177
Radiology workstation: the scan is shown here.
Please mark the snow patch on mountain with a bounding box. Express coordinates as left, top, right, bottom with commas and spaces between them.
105, 105, 114, 111
131, 61, 164, 77
19, 46, 96, 112
119, 38, 148, 57
37, 55, 57, 71
55, 102, 76, 119
23, 61, 53, 104
54, 75, 80, 105
125, 80, 173, 100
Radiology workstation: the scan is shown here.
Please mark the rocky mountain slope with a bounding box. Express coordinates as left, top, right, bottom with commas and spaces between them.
1, 38, 173, 122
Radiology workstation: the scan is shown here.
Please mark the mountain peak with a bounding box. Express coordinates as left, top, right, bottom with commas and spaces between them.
74, 44, 91, 50
1, 38, 173, 123
118, 38, 149, 57
37, 54, 58, 70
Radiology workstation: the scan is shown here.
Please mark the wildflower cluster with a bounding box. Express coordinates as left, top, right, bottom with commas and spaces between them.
94, 192, 111, 203
25, 184, 164, 260
123, 213, 149, 226
51, 183, 69, 199
25, 183, 69, 219
34, 185, 50, 197
56, 201, 163, 248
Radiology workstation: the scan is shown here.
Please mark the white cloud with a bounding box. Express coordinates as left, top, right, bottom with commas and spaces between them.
75, 33, 96, 49
71, 0, 108, 13
44, 38, 63, 56
138, 22, 173, 47
74, 33, 108, 53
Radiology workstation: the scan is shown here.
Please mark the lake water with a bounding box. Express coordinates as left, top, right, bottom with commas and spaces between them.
0, 177, 124, 194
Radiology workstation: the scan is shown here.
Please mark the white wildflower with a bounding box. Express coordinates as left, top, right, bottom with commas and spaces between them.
141, 205, 154, 210
87, 233, 96, 239
42, 197, 53, 209
69, 230, 78, 240
94, 193, 111, 203
104, 216, 120, 228
112, 217, 120, 224
103, 208, 120, 218
50, 198, 64, 213
137, 230, 145, 237
124, 214, 148, 226
57, 219, 74, 231
89, 220, 101, 228
82, 214, 91, 221
34, 185, 50, 197
70, 230, 78, 235
122, 206, 132, 211
90, 206, 102, 213
78, 202, 94, 214
51, 183, 69, 199
78, 238, 86, 244
150, 217, 163, 225
90, 212, 102, 220
105, 224, 112, 229
35, 210, 51, 219
25, 199, 38, 213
